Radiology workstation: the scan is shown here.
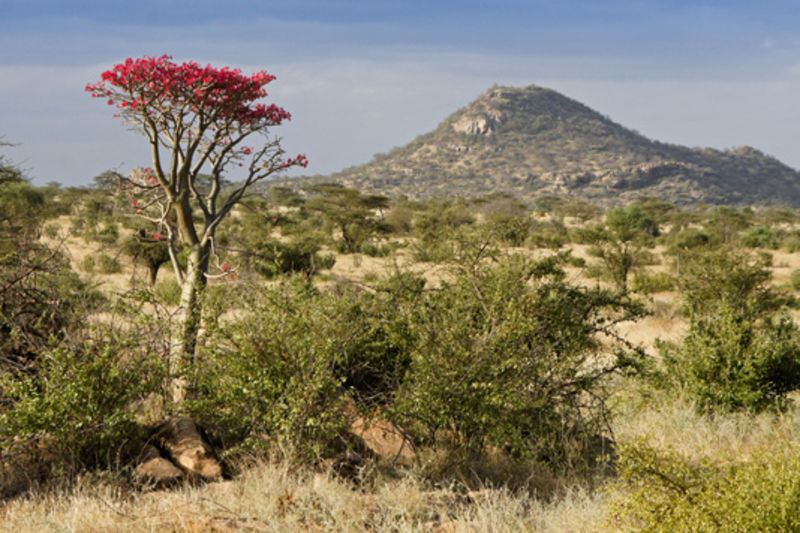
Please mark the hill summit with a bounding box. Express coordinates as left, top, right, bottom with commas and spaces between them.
327, 85, 800, 206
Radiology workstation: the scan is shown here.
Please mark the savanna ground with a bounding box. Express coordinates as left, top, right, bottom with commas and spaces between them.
4, 183, 800, 532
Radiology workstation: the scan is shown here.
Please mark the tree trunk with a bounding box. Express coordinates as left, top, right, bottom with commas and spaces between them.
169, 243, 210, 404
148, 262, 160, 285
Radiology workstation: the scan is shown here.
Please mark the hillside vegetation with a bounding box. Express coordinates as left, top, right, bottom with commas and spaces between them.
308, 85, 800, 207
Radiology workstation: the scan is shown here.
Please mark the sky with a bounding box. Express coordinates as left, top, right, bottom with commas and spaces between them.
2, 1, 800, 186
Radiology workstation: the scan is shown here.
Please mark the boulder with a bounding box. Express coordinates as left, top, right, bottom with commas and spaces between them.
452, 115, 494, 136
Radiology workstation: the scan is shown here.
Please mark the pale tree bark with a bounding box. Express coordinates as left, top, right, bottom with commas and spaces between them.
169, 242, 210, 404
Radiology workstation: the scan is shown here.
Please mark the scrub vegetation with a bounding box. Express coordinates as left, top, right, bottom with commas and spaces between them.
4, 152, 800, 530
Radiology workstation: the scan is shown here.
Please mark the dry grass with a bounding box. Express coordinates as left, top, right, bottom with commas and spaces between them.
611, 385, 800, 463
6, 392, 798, 532
766, 249, 800, 287
42, 216, 175, 292
0, 463, 610, 532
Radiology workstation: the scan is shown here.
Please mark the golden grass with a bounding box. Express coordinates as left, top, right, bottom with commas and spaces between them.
611, 385, 800, 463
0, 463, 612, 532
42, 215, 175, 293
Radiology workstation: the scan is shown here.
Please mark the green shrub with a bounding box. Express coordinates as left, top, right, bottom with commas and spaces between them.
152, 278, 181, 306
384, 205, 414, 234
526, 219, 568, 250
741, 226, 780, 249
121, 234, 171, 285
675, 247, 784, 319
43, 223, 60, 239
189, 277, 414, 459
566, 254, 586, 267
304, 185, 391, 254
791, 269, 800, 291
188, 280, 352, 459
660, 304, 800, 412
635, 249, 660, 266
317, 253, 337, 270
360, 242, 392, 257
412, 236, 456, 263
704, 205, 753, 244
93, 223, 119, 245
631, 271, 675, 294
659, 246, 800, 413
583, 263, 605, 281
1, 192, 103, 373
611, 440, 800, 532
79, 255, 95, 273
0, 329, 166, 480
664, 227, 712, 251
485, 211, 532, 247
96, 253, 121, 274
390, 253, 646, 468
780, 231, 800, 253
579, 206, 658, 292
243, 234, 332, 279
69, 216, 87, 234
411, 200, 475, 261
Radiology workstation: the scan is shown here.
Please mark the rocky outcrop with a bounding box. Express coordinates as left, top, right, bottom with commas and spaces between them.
452, 115, 494, 135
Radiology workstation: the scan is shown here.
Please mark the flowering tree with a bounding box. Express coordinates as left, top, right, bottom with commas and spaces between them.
87, 55, 308, 402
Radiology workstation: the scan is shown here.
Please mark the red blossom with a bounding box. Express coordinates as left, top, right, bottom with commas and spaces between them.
86, 55, 289, 128
282, 154, 309, 169
87, 55, 308, 248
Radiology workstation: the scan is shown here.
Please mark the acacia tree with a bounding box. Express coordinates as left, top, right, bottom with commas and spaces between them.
87, 55, 307, 402
121, 230, 172, 286
306, 184, 390, 254
582, 206, 658, 292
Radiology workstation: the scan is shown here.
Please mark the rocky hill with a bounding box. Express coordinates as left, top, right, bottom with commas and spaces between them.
314, 85, 800, 206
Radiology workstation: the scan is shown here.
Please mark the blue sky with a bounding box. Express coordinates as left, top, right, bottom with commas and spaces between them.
2, 1, 800, 186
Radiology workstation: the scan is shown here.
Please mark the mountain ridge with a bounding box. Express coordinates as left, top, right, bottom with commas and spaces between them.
301, 84, 800, 206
